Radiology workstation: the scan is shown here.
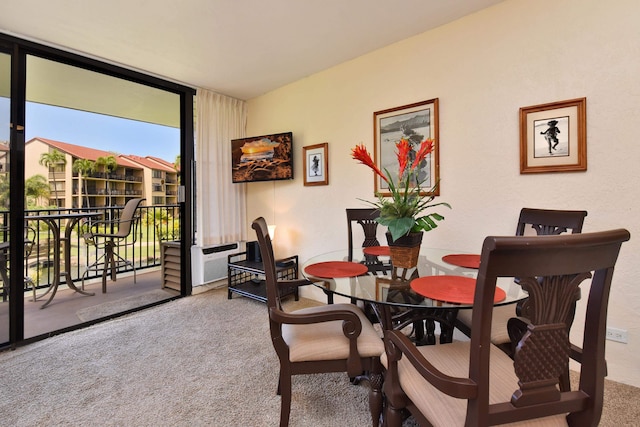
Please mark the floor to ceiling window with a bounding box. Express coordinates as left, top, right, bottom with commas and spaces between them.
0, 33, 194, 347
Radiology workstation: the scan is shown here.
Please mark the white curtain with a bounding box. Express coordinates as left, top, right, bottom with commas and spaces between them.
195, 89, 248, 246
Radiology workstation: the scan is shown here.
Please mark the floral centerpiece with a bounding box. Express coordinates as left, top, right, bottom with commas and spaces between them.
351, 138, 451, 243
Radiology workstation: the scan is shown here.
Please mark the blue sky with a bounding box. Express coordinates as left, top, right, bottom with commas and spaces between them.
24, 102, 180, 162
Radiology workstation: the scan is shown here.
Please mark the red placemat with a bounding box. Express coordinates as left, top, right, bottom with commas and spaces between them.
410, 275, 506, 304
304, 261, 368, 278
442, 254, 481, 269
363, 246, 391, 256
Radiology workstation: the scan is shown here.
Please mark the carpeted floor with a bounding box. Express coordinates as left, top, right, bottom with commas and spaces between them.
0, 287, 638, 426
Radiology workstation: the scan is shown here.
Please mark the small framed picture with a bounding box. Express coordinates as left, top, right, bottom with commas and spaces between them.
303, 143, 329, 186
520, 98, 587, 173
374, 98, 439, 196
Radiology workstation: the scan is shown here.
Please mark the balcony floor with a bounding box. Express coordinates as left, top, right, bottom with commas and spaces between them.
18, 268, 180, 339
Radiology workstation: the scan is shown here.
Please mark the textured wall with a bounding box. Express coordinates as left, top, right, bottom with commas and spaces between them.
246, 0, 640, 386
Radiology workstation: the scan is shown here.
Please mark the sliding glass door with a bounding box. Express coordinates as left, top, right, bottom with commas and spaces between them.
0, 33, 194, 347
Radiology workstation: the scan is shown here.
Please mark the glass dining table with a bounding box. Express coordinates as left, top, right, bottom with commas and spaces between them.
302, 246, 528, 345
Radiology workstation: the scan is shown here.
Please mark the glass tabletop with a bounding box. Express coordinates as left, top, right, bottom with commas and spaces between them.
302, 247, 528, 310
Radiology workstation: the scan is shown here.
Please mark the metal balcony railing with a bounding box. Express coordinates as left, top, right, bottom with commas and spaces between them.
0, 204, 180, 294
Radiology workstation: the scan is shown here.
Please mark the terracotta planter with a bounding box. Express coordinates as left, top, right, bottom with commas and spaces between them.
386, 231, 423, 269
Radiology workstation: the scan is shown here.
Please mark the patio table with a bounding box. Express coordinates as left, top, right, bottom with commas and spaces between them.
27, 212, 102, 308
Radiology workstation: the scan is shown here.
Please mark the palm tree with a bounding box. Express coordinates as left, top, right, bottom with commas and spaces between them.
174, 154, 181, 185
39, 149, 67, 207
0, 175, 10, 208
95, 155, 118, 207
72, 159, 95, 208
25, 174, 51, 207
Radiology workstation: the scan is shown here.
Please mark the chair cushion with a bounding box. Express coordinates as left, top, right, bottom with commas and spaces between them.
457, 305, 515, 345
283, 303, 384, 362
381, 341, 567, 426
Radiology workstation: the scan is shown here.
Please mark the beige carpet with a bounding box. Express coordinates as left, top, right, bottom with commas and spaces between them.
1, 287, 638, 426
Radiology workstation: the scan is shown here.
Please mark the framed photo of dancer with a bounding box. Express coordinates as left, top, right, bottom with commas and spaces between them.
520, 98, 587, 174
374, 98, 439, 196
303, 143, 329, 186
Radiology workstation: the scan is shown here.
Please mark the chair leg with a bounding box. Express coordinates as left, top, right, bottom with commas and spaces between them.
25, 277, 36, 302
102, 243, 116, 293
279, 371, 292, 427
384, 403, 404, 427
369, 368, 384, 427
108, 242, 117, 282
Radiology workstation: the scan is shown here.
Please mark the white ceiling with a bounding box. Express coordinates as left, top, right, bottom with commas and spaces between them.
0, 0, 505, 100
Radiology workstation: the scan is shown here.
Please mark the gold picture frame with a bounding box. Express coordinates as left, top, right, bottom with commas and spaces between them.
303, 142, 329, 186
373, 99, 439, 196
519, 98, 587, 174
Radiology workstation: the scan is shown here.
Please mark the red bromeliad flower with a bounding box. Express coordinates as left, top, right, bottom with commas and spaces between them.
396, 138, 411, 178
351, 137, 450, 241
412, 138, 434, 171
351, 143, 389, 183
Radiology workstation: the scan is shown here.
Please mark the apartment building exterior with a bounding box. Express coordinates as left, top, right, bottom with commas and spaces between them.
25, 137, 178, 208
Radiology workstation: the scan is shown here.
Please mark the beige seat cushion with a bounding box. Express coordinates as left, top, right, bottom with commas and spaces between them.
381, 341, 567, 426
457, 305, 515, 345
283, 303, 384, 362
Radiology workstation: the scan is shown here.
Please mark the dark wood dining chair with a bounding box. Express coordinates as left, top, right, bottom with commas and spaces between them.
383, 229, 630, 426
456, 208, 588, 349
346, 208, 393, 272
346, 208, 382, 262
252, 217, 384, 427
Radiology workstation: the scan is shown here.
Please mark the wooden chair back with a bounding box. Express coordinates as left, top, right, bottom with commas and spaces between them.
346, 208, 381, 262
385, 229, 629, 426
516, 207, 587, 236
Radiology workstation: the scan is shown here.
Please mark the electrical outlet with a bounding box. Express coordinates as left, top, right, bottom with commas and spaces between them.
606, 327, 628, 343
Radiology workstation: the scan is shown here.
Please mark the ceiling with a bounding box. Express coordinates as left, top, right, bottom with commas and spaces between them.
0, 0, 505, 101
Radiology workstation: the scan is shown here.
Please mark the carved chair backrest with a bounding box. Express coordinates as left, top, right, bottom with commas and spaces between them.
468, 229, 629, 425
516, 208, 587, 237
346, 208, 381, 262
512, 208, 588, 333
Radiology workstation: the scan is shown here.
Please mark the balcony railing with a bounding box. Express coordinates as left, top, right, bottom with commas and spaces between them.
1, 204, 180, 294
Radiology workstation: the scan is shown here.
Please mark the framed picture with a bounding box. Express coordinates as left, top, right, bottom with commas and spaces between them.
231, 132, 293, 183
303, 142, 329, 186
374, 98, 439, 196
519, 98, 587, 174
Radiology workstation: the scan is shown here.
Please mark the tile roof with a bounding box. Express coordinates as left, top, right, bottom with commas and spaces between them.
121, 154, 175, 172
147, 155, 180, 172
26, 137, 173, 170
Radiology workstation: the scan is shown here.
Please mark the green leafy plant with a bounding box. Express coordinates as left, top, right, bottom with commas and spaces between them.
351, 138, 451, 241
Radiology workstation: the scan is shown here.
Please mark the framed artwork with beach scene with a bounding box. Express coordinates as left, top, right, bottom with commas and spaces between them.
231, 132, 293, 183
373, 98, 439, 196
303, 142, 329, 186
520, 98, 586, 174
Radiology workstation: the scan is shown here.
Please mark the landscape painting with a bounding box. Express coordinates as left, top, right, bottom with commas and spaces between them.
231, 132, 293, 183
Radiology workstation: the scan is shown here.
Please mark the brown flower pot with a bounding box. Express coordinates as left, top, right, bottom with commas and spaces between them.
386, 231, 423, 269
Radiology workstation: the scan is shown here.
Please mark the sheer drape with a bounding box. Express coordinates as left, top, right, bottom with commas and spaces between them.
195, 89, 248, 245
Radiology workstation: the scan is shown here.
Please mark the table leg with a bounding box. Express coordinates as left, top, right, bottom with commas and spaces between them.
38, 220, 62, 309
63, 218, 95, 296
376, 303, 459, 345
38, 217, 94, 309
